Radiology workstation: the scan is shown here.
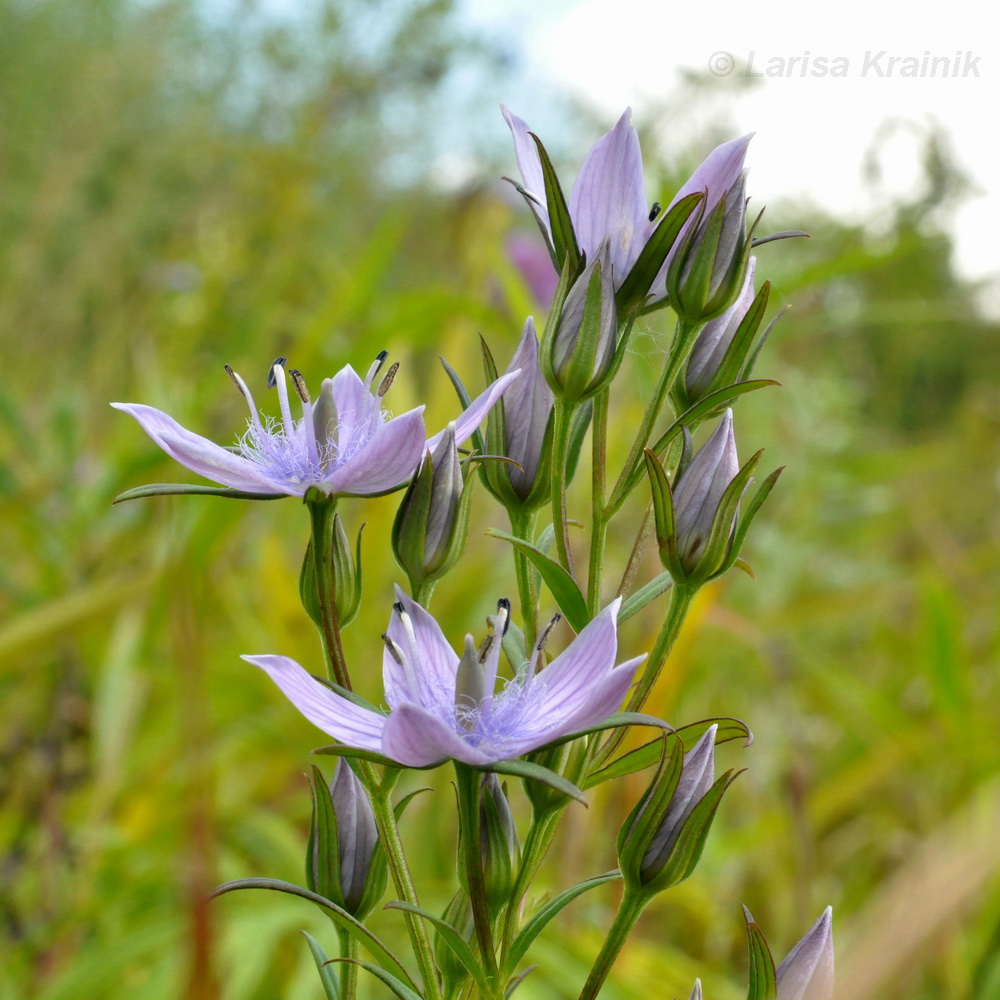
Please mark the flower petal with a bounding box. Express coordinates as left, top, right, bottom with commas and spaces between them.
243, 654, 386, 751
112, 402, 287, 494
504, 317, 554, 494
568, 109, 650, 279
382, 702, 494, 767
501, 105, 550, 236
427, 369, 521, 452
670, 133, 753, 215
776, 907, 835, 1000
324, 407, 427, 497
383, 586, 459, 715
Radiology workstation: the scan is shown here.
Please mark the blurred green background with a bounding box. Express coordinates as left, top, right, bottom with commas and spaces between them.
2, 1, 999, 998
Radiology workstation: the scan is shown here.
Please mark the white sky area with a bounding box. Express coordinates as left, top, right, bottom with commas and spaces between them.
461, 0, 998, 309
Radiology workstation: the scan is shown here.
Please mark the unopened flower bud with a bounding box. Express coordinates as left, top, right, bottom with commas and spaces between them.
672, 411, 741, 575
776, 907, 835, 1000
667, 173, 753, 325
542, 241, 618, 402
683, 257, 762, 403
482, 318, 554, 512
307, 760, 386, 918
391, 424, 474, 591
478, 774, 520, 914
299, 512, 363, 629
619, 727, 730, 893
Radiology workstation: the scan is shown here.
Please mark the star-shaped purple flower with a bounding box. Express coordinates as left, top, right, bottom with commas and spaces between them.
502, 106, 751, 300
244, 588, 645, 768
113, 355, 518, 499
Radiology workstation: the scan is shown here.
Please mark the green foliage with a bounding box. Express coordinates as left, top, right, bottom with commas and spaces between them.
2, 2, 999, 999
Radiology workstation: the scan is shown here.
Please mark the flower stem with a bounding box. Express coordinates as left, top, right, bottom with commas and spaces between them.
508, 509, 540, 652
576, 887, 647, 1000
455, 765, 503, 999
307, 498, 351, 690
412, 579, 437, 608
550, 399, 576, 575
590, 582, 696, 772
336, 926, 359, 1000
608, 319, 698, 515
587, 389, 610, 617
367, 774, 443, 1000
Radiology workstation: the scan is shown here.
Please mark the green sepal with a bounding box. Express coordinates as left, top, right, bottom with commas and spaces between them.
744, 907, 778, 1000
616, 191, 704, 316
386, 900, 493, 998
619, 571, 674, 623
300, 538, 323, 629
559, 259, 608, 401
504, 870, 622, 974
486, 528, 588, 632
644, 769, 740, 893
530, 132, 582, 276
616, 735, 684, 885
300, 931, 341, 1000
440, 356, 485, 457
112, 482, 284, 503
644, 450, 678, 573
585, 717, 752, 788
716, 465, 784, 578
306, 764, 343, 907
302, 516, 364, 629
211, 878, 417, 991
713, 281, 772, 390
539, 254, 584, 392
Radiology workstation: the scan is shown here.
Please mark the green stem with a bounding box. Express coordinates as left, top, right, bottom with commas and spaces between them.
336, 927, 359, 1000
455, 765, 502, 999
587, 389, 609, 617
508, 509, 540, 652
412, 579, 438, 608
367, 776, 443, 1000
590, 582, 696, 773
550, 399, 576, 574
576, 888, 647, 1000
307, 498, 351, 689
497, 807, 562, 971
608, 319, 698, 515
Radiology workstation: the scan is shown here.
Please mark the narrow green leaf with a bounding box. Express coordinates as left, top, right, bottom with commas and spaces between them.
300, 931, 341, 1000
619, 571, 674, 622
331, 959, 427, 1000
312, 745, 406, 769
385, 901, 492, 997
112, 482, 283, 503
505, 871, 622, 973
486, 758, 587, 806
486, 529, 588, 631
723, 466, 784, 574
212, 878, 417, 991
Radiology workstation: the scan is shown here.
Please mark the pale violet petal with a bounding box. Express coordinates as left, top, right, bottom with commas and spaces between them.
323, 407, 426, 497
568, 109, 650, 279
112, 402, 287, 494
382, 702, 494, 767
428, 369, 521, 452
539, 658, 644, 740
504, 317, 553, 492
534, 598, 622, 701
243, 654, 386, 751
384, 586, 459, 715
501, 105, 550, 236
670, 133, 754, 215
776, 907, 835, 1000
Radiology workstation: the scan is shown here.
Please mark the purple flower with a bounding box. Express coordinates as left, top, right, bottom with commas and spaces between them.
244, 588, 644, 768
776, 908, 835, 1000
113, 356, 518, 499
502, 106, 750, 299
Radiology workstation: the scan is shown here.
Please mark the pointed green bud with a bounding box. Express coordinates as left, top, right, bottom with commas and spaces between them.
299, 512, 364, 629
541, 240, 619, 402
306, 761, 386, 918
618, 727, 736, 894
478, 774, 520, 915
391, 424, 475, 590
667, 174, 755, 325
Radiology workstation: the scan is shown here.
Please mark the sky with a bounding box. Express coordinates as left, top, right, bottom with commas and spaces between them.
461, 0, 998, 309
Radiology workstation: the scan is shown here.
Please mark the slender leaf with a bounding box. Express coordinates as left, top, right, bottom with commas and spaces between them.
530, 133, 581, 274
486, 758, 587, 805
330, 959, 427, 1000
619, 571, 674, 622
300, 931, 341, 1000
112, 482, 283, 503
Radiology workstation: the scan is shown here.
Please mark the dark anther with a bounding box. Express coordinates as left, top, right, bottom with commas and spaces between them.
381, 634, 404, 665
477, 634, 494, 663
266, 357, 288, 388
393, 601, 405, 616
288, 369, 310, 404
536, 613, 562, 653
378, 362, 400, 398
224, 364, 247, 397
495, 598, 512, 636
648, 201, 662, 222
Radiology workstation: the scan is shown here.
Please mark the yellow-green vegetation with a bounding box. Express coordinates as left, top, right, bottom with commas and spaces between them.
1, 2, 998, 999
